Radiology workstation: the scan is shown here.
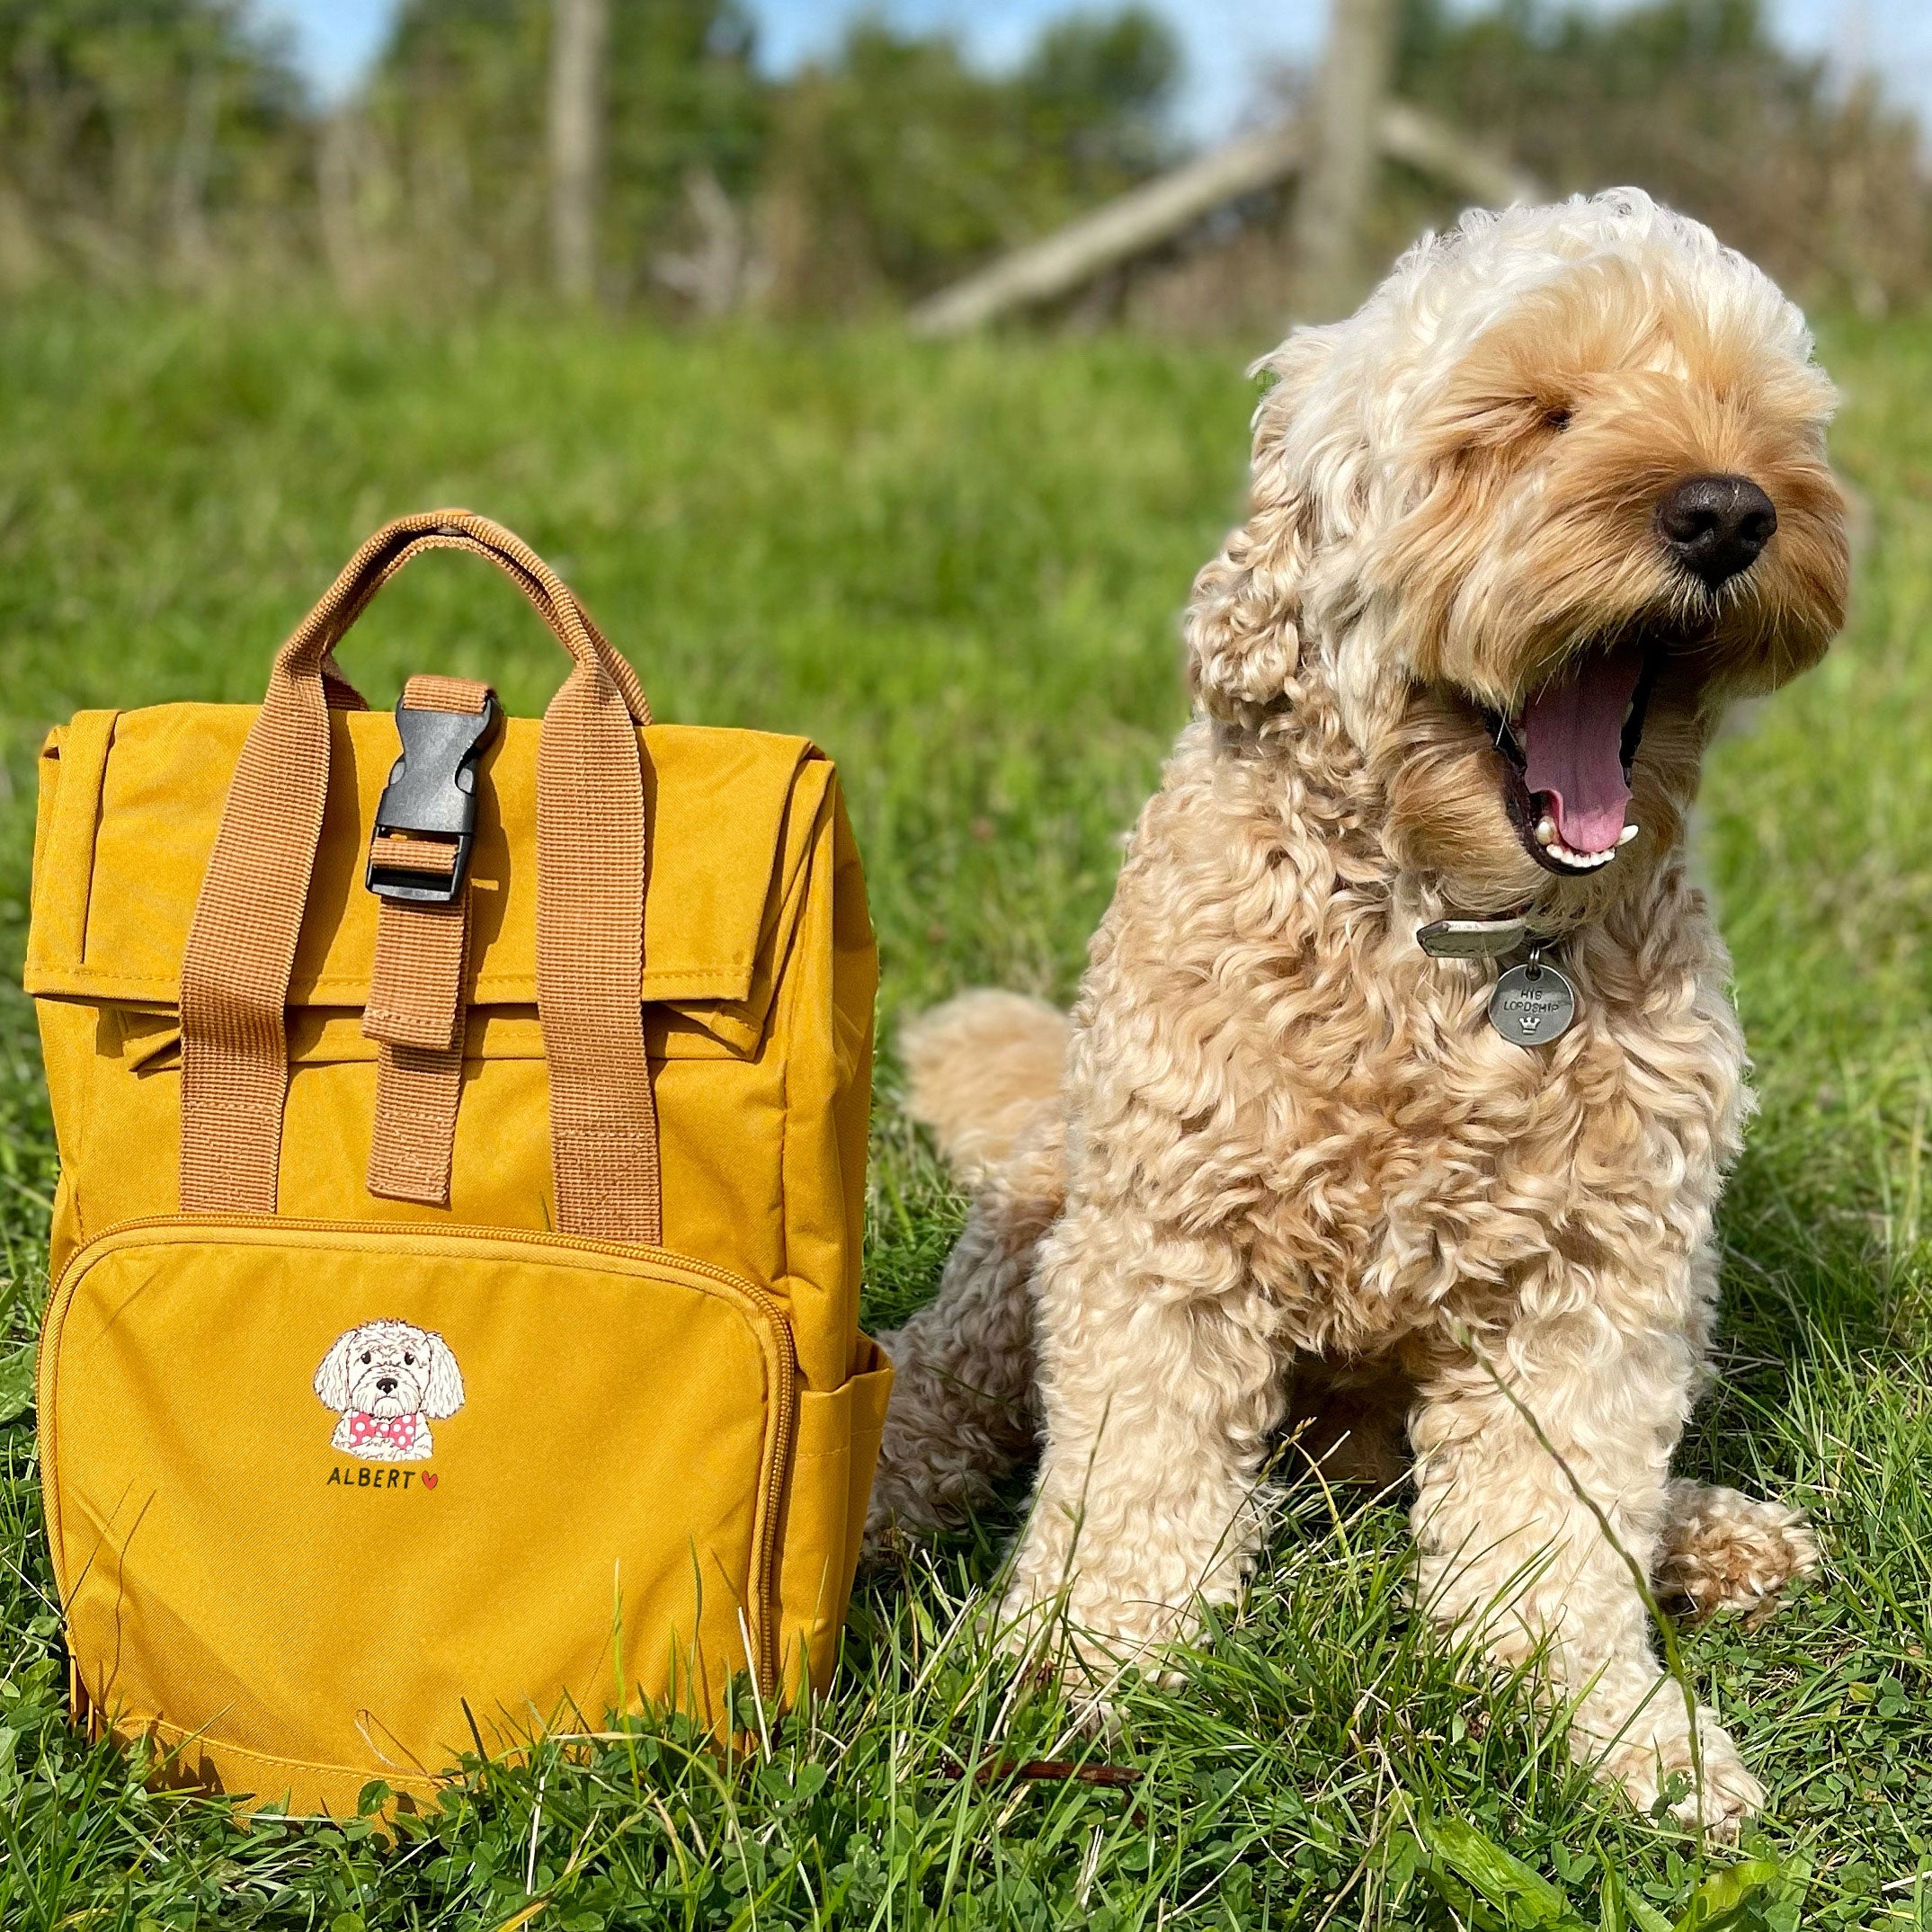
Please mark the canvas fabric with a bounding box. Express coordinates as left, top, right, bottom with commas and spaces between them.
25, 512, 888, 1818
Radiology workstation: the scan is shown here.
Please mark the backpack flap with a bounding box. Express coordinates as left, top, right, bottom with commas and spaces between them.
26, 705, 824, 1052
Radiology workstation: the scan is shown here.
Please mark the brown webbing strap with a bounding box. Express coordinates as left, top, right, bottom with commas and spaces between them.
539, 661, 662, 1243
322, 660, 369, 711
329, 521, 651, 726
367, 836, 459, 880
179, 512, 661, 1243
361, 677, 488, 1206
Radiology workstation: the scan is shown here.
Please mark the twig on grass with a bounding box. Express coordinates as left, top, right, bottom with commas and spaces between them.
937, 1754, 1142, 1790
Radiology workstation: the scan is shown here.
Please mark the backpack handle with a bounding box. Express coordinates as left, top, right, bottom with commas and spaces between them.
177, 512, 663, 1245
283, 510, 653, 727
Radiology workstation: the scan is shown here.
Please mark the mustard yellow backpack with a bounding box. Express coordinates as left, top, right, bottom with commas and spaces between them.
25, 512, 888, 1816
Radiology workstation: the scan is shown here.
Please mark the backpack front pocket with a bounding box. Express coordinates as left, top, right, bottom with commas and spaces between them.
39, 1218, 794, 1813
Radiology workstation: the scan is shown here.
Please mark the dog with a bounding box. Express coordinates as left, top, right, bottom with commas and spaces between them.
314, 1319, 465, 1462
868, 191, 1847, 1834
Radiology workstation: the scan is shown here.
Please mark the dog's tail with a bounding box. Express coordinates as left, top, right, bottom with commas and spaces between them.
900, 990, 1068, 1190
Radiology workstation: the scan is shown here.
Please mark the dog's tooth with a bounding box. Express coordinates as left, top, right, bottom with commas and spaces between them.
1618, 823, 1640, 845
1536, 815, 1556, 846
1549, 838, 1616, 870
1544, 830, 1628, 869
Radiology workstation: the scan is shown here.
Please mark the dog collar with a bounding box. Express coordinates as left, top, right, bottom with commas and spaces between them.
1415, 915, 1547, 959
1417, 918, 1580, 1047
1417, 918, 1579, 1046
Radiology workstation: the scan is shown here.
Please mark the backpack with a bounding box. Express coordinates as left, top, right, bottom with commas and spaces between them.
25, 512, 889, 1816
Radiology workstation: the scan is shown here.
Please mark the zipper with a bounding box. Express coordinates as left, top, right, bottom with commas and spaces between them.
43, 1213, 797, 1696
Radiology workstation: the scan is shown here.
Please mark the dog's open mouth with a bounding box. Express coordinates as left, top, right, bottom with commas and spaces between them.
1485, 641, 1659, 874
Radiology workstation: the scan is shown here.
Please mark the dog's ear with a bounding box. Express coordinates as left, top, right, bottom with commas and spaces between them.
314, 1331, 357, 1412
1186, 330, 1336, 720
421, 1333, 465, 1419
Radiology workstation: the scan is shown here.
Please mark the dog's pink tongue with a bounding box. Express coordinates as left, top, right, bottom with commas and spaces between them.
1520, 645, 1645, 854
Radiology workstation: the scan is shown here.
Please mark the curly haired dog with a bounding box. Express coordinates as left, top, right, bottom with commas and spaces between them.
869, 191, 1847, 1832
314, 1319, 465, 1461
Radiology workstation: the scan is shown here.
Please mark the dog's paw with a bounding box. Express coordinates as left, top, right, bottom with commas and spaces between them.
987, 1575, 1192, 1719
1586, 1699, 1764, 1839
1657, 1482, 1821, 1625
979, 1621, 1131, 1738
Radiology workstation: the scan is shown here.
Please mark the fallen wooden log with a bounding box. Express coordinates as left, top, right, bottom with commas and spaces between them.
907, 120, 1304, 338
907, 105, 1543, 337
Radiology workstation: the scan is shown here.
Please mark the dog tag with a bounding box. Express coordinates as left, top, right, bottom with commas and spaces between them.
1489, 957, 1577, 1048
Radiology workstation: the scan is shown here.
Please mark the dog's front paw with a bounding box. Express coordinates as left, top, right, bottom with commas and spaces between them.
989, 1570, 1194, 1722
983, 1591, 1130, 1734
1585, 1698, 1764, 1839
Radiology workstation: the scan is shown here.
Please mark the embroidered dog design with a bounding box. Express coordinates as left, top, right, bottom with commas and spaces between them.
314, 1320, 464, 1461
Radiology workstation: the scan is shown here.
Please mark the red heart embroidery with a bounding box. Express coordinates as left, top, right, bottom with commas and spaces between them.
421, 1473, 439, 1490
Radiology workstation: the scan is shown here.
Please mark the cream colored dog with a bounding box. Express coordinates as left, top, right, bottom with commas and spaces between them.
869, 191, 1847, 1833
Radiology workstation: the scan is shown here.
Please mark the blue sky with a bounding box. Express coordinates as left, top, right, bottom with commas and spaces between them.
255, 1, 1932, 144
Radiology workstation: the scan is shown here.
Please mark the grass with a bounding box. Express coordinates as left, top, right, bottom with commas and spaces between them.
0, 298, 1928, 1928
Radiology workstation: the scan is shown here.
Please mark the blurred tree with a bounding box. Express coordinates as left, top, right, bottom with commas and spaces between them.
1019, 7, 1179, 189
3, 0, 1923, 319
549, 0, 610, 300
0, 0, 308, 289
1390, 0, 1929, 311
761, 8, 1180, 316
361, 0, 764, 300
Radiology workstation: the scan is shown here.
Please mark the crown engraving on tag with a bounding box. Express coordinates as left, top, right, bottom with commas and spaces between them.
1489, 959, 1577, 1047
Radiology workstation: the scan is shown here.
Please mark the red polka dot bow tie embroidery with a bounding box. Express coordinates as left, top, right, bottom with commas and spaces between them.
347, 1411, 418, 1449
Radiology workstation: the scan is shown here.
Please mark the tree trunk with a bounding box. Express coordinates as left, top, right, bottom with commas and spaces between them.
168, 64, 219, 287
548, 0, 608, 303
317, 108, 378, 305
1292, 0, 1397, 317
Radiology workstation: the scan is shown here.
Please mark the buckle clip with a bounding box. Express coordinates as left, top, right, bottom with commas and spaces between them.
365, 690, 502, 905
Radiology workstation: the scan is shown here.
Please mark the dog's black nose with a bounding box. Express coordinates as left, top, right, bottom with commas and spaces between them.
1657, 474, 1777, 589
376, 1377, 396, 1394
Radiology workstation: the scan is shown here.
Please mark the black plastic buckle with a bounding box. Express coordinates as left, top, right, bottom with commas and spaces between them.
365, 690, 502, 905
